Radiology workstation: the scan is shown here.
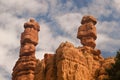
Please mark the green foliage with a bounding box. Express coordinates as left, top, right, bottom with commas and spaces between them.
106, 49, 120, 80
116, 50, 120, 59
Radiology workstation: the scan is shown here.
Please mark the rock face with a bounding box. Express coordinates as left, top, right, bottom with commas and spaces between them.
12, 19, 40, 80
34, 42, 104, 80
12, 16, 114, 80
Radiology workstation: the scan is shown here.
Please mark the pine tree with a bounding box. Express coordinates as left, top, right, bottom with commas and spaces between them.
106, 49, 120, 80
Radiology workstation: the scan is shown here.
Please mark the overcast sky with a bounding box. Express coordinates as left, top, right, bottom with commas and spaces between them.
0, 0, 120, 80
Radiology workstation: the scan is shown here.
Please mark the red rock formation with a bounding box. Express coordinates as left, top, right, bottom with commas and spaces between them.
12, 15, 115, 80
34, 16, 108, 80
34, 41, 104, 80
77, 15, 97, 49
12, 19, 40, 80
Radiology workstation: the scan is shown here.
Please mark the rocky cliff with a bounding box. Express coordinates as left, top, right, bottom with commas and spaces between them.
12, 15, 115, 80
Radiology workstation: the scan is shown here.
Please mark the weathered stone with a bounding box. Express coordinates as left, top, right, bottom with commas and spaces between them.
77, 23, 97, 39
20, 28, 39, 45
34, 60, 45, 80
81, 15, 97, 25
44, 54, 56, 80
24, 18, 40, 31
81, 37, 96, 48
12, 15, 115, 80
20, 19, 40, 46
56, 42, 91, 80
77, 15, 97, 49
34, 41, 104, 80
20, 43, 35, 57
12, 19, 40, 80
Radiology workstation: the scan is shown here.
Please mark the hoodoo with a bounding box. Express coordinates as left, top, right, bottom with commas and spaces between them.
12, 19, 40, 80
77, 16, 97, 49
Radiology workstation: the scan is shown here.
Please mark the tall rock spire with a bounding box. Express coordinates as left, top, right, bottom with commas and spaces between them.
77, 15, 97, 49
12, 19, 40, 80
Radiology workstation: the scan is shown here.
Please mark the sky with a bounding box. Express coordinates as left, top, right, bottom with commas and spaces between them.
0, 0, 120, 80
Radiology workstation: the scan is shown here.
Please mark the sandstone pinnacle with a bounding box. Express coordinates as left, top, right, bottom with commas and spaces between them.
77, 15, 97, 49
12, 19, 40, 80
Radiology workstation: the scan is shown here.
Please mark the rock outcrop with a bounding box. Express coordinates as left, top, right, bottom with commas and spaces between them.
77, 16, 97, 49
12, 15, 115, 80
34, 41, 104, 80
12, 19, 40, 80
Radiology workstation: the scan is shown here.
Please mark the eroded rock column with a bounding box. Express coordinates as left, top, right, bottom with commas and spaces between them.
77, 15, 97, 49
12, 19, 40, 80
